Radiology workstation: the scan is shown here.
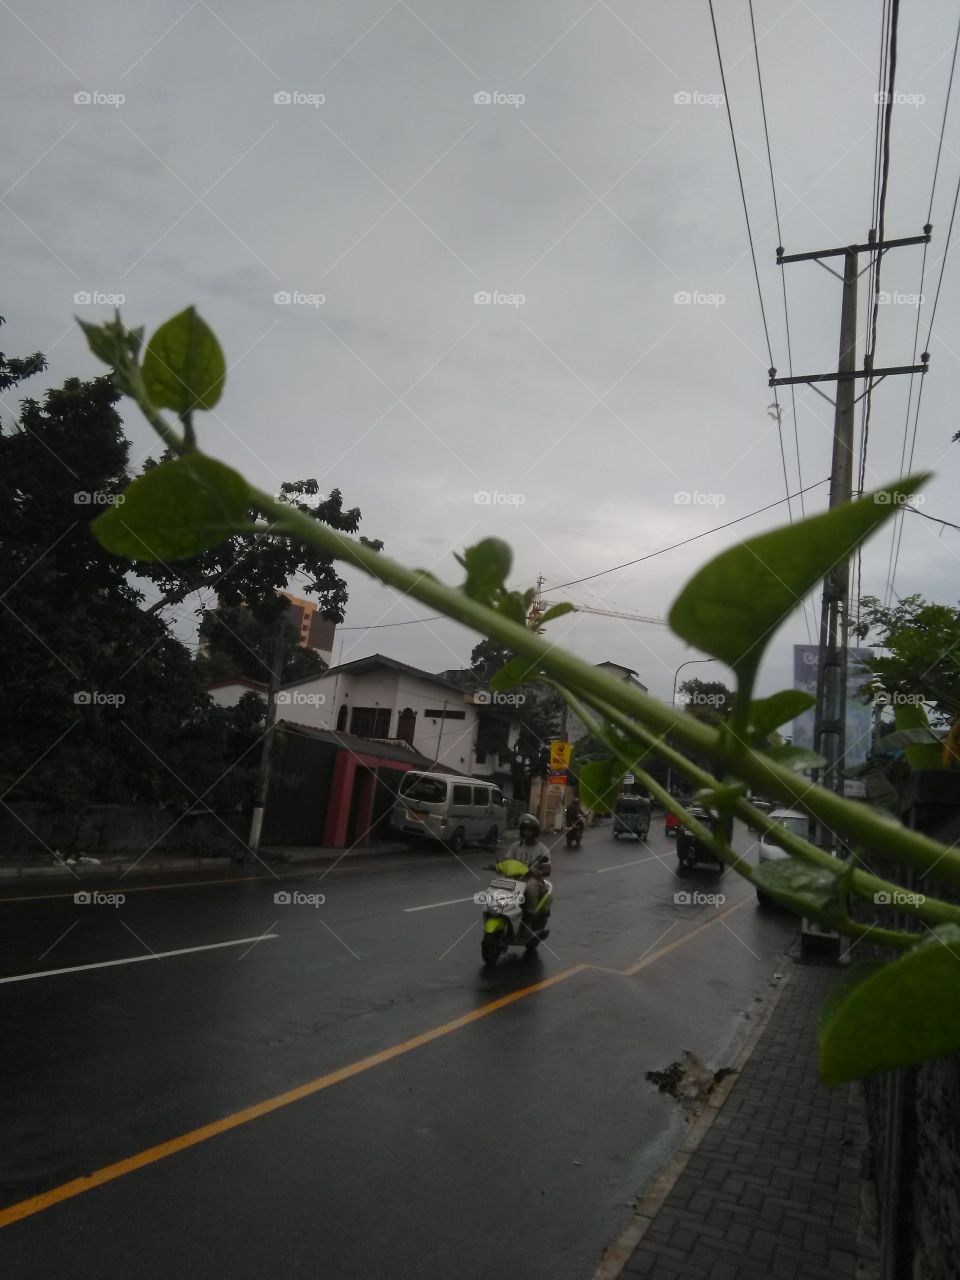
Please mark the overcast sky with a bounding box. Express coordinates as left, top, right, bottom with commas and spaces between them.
4, 0, 959, 704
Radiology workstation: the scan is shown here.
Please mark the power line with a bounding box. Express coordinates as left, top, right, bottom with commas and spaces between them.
748, 0, 805, 523
747, 0, 814, 644
546, 477, 829, 591
333, 480, 831, 633
903, 503, 960, 534
707, 0, 792, 525
856, 0, 899, 623
886, 7, 960, 600
338, 614, 446, 630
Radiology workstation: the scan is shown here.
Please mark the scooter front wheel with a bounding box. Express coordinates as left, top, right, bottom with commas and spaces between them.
481, 934, 503, 966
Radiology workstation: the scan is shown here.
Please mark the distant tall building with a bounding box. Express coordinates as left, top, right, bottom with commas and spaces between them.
280, 591, 337, 665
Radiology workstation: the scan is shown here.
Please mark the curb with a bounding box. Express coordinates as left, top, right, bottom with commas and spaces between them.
0, 858, 237, 879
592, 960, 796, 1280
0, 840, 494, 882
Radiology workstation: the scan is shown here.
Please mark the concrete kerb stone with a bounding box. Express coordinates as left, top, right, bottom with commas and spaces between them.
592, 963, 796, 1280
0, 856, 238, 880
0, 839, 482, 880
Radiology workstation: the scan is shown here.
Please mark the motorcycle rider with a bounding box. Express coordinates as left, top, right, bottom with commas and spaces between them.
497, 813, 550, 916
565, 795, 584, 830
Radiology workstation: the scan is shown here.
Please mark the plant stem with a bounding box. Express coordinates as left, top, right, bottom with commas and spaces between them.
251, 486, 960, 886
580, 686, 960, 931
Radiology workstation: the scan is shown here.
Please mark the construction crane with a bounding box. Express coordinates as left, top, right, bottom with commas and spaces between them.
570, 604, 667, 625
527, 576, 666, 628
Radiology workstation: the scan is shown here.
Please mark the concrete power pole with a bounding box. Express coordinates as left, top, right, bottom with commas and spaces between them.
772, 227, 931, 814
247, 617, 287, 857
810, 248, 858, 800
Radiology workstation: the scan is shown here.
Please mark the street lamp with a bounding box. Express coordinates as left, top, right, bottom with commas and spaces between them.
667, 658, 717, 795
672, 657, 717, 709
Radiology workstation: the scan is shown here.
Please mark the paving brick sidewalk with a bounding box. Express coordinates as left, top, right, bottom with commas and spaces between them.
622, 963, 878, 1280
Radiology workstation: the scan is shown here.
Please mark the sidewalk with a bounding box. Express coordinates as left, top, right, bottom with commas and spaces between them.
608, 961, 878, 1280
0, 840, 424, 880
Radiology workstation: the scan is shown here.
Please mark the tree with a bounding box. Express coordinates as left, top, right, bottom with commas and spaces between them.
0, 321, 375, 809
139, 468, 382, 624
677, 677, 734, 726
0, 365, 219, 804
856, 594, 960, 727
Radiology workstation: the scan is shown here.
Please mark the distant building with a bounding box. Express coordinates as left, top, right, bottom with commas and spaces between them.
277, 654, 520, 781
567, 661, 648, 745
203, 652, 527, 849
198, 591, 336, 667
279, 591, 336, 665
205, 677, 268, 707
206, 652, 523, 798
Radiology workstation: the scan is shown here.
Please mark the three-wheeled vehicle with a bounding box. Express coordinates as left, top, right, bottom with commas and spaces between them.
612, 793, 651, 840
676, 805, 725, 876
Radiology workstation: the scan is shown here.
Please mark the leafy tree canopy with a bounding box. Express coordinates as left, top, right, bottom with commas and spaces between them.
856, 594, 960, 726
677, 677, 734, 726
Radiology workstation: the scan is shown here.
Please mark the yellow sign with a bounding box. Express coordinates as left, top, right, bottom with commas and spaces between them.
549, 740, 572, 771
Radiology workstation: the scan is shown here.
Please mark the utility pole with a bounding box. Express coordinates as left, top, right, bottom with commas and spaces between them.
435, 700, 448, 764
771, 226, 930, 811
247, 616, 288, 858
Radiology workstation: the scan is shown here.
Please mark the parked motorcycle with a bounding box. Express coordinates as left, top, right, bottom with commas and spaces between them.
478, 853, 553, 966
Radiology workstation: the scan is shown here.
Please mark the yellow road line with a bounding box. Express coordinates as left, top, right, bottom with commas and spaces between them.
0, 964, 586, 1229
0, 889, 756, 1229
622, 894, 749, 975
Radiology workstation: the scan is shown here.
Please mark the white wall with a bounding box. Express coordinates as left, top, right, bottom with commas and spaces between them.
394, 673, 477, 770
207, 682, 267, 708
277, 668, 479, 771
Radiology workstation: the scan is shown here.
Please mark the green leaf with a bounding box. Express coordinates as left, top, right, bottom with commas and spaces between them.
819, 926, 960, 1083
93, 455, 252, 561
77, 316, 123, 367
668, 476, 928, 683
884, 726, 940, 746
579, 759, 624, 814
497, 590, 528, 626
752, 858, 839, 919
491, 655, 540, 691
693, 782, 747, 812
457, 538, 512, 605
893, 703, 943, 770
764, 744, 827, 772
540, 602, 574, 623
748, 690, 816, 737
125, 325, 145, 360
141, 307, 226, 414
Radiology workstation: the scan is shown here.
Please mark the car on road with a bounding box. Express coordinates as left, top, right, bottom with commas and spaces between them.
676, 805, 724, 876
755, 808, 808, 906
746, 797, 773, 831
390, 771, 504, 852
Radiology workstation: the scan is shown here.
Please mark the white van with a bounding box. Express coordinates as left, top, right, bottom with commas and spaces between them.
391, 771, 504, 852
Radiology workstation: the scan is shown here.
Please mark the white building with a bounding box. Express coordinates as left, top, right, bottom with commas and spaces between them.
225, 654, 521, 783
205, 677, 268, 708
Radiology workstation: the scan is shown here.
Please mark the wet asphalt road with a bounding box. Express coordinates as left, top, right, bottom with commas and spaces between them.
1, 820, 796, 1279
